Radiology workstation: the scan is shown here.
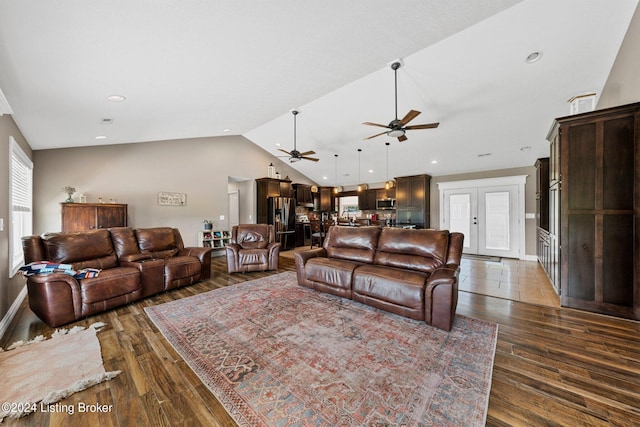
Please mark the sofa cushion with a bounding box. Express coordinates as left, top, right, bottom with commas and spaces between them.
325, 226, 381, 264
42, 229, 118, 269
135, 227, 181, 257
110, 227, 140, 257
353, 264, 428, 319
79, 267, 141, 304
234, 224, 271, 249
374, 228, 449, 274
238, 248, 269, 266
305, 257, 360, 296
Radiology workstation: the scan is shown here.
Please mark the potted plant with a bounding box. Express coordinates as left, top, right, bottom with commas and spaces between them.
203, 220, 213, 231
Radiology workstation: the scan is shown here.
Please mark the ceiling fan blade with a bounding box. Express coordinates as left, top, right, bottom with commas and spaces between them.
398, 110, 421, 126
278, 148, 292, 155
364, 130, 389, 140
404, 122, 440, 130
362, 122, 391, 129
298, 150, 316, 156
398, 134, 408, 142
301, 156, 319, 162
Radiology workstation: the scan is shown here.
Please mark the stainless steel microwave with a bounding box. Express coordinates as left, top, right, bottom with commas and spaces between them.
376, 198, 396, 210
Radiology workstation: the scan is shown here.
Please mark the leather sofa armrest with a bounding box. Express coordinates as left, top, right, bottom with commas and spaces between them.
425, 268, 460, 331
293, 248, 327, 285
26, 274, 83, 327
178, 247, 214, 280
267, 242, 281, 270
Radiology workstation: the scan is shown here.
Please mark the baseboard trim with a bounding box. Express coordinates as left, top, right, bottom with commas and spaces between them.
0, 285, 27, 342
523, 255, 538, 262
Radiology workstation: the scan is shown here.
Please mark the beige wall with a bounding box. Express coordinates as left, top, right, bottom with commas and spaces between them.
33, 135, 314, 246
598, 4, 640, 108
430, 165, 538, 258
0, 115, 32, 324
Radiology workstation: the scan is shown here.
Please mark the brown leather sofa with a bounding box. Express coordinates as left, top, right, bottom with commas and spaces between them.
21, 227, 213, 327
294, 226, 464, 331
225, 224, 280, 273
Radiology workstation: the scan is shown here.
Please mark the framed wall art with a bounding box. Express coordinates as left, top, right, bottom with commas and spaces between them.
158, 192, 186, 206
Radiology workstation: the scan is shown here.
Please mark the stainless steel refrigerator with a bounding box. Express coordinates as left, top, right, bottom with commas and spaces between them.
268, 197, 296, 250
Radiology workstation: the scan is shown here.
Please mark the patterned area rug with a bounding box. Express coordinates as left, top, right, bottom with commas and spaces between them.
145, 271, 497, 426
0, 323, 120, 421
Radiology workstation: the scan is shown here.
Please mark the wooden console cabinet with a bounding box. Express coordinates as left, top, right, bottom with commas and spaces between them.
61, 203, 128, 232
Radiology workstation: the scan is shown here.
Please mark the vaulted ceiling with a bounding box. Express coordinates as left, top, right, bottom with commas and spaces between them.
0, 0, 637, 186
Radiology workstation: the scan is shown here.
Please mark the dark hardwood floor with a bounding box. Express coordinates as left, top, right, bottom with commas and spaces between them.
2, 255, 639, 426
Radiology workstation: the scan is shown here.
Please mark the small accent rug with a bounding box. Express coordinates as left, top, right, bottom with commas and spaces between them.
0, 323, 120, 422
145, 271, 498, 426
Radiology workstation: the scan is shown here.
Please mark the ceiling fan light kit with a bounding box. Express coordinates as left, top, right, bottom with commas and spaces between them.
363, 60, 439, 142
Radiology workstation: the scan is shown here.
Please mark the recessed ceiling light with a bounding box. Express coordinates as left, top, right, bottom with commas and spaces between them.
322, 176, 328, 180
368, 169, 374, 174
431, 160, 438, 164
94, 135, 107, 140
106, 95, 126, 102
525, 51, 543, 64
223, 129, 231, 132
275, 143, 281, 147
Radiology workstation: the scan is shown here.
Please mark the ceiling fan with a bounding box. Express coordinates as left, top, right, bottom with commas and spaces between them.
363, 61, 439, 142
278, 109, 319, 162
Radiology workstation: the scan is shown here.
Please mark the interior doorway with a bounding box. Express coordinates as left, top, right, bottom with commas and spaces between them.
438, 176, 527, 259
228, 190, 240, 228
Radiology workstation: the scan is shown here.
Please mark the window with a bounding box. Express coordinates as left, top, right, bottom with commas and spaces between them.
338, 196, 361, 217
9, 137, 33, 277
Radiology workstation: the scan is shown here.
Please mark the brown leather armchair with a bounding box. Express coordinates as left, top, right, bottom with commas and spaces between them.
225, 224, 280, 273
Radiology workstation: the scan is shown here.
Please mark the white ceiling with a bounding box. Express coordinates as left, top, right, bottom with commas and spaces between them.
0, 0, 638, 186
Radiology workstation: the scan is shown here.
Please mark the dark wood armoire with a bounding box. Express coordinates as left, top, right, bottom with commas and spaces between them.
547, 102, 640, 320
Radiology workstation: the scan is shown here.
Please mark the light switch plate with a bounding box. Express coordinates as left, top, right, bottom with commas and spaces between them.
219, 215, 225, 220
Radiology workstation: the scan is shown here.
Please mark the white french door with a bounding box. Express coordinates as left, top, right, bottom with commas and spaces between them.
439, 176, 526, 259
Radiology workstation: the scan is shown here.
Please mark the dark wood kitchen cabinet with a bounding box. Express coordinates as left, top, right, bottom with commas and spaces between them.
395, 174, 430, 228
313, 186, 335, 212
256, 177, 293, 224
61, 203, 127, 232
549, 102, 640, 320
293, 183, 313, 206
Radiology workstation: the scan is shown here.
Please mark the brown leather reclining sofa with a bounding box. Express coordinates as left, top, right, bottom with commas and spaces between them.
294, 226, 464, 331
21, 227, 213, 327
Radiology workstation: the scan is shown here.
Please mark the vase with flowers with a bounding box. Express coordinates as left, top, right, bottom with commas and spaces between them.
63, 186, 76, 203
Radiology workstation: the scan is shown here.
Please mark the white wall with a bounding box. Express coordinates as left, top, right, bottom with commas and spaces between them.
0, 115, 32, 326
598, 3, 640, 108
33, 135, 314, 246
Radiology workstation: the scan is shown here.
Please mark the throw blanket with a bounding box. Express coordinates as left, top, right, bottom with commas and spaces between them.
19, 261, 101, 279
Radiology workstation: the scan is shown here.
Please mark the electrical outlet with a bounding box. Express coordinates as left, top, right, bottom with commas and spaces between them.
0, 218, 3, 231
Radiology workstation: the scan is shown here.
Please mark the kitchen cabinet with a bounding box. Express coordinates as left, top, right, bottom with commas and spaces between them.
256, 177, 293, 224
548, 102, 640, 320
313, 186, 335, 212
61, 203, 127, 232
395, 174, 430, 228
358, 189, 377, 211
293, 184, 313, 207
535, 158, 549, 231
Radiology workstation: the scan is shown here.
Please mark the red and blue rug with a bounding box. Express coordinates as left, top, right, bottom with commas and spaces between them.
145, 271, 497, 426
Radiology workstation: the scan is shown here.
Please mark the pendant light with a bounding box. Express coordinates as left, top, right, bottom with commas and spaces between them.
333, 154, 342, 194
384, 142, 395, 190
357, 148, 368, 192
